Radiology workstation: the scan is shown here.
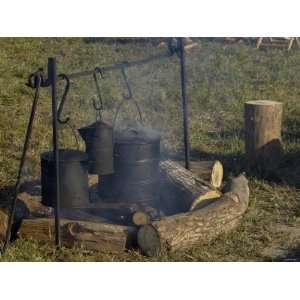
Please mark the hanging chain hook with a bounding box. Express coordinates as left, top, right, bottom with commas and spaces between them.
92, 67, 104, 111
113, 64, 143, 128
120, 63, 132, 100
91, 67, 104, 121
57, 73, 71, 124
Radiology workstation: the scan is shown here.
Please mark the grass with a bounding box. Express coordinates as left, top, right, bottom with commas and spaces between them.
1, 37, 300, 261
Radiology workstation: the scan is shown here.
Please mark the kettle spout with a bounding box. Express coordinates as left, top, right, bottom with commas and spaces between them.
78, 127, 89, 142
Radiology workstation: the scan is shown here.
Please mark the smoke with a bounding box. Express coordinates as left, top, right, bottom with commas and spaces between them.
114, 124, 161, 143
60, 38, 184, 157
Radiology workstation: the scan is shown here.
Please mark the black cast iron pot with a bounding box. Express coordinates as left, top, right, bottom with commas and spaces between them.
41, 149, 89, 208
109, 126, 161, 207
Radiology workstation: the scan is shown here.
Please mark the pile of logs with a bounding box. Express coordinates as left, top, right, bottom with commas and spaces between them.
0, 160, 250, 256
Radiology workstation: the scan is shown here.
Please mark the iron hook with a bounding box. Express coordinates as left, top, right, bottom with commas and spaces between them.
57, 73, 70, 124
120, 65, 132, 100
92, 67, 104, 111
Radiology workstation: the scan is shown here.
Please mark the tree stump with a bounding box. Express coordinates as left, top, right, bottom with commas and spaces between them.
244, 100, 283, 171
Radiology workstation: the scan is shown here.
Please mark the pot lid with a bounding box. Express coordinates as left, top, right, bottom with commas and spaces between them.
41, 149, 88, 162
78, 121, 112, 131
115, 126, 161, 144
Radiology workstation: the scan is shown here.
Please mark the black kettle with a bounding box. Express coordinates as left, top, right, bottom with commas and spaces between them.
78, 121, 114, 175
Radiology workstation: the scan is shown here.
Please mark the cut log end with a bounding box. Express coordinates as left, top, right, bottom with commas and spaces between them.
137, 225, 161, 256
211, 160, 223, 188
245, 100, 282, 106
189, 160, 223, 189
132, 211, 151, 226
190, 190, 221, 211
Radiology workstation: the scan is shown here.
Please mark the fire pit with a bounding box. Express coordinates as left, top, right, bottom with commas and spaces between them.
0, 160, 249, 256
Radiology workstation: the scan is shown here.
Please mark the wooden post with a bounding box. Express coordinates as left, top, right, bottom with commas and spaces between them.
244, 100, 283, 171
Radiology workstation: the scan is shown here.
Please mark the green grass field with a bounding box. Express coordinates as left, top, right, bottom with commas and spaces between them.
1, 38, 300, 261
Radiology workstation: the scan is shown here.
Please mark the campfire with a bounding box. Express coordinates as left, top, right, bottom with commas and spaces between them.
0, 39, 250, 256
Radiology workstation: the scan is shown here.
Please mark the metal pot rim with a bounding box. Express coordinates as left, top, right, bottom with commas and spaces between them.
41, 149, 88, 162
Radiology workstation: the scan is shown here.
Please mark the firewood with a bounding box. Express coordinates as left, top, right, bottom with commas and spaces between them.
244, 100, 283, 172
132, 211, 151, 226
18, 217, 137, 253
16, 192, 53, 220
189, 160, 223, 188
132, 207, 163, 226
159, 160, 221, 214
137, 174, 249, 256
60, 208, 111, 223
0, 209, 8, 242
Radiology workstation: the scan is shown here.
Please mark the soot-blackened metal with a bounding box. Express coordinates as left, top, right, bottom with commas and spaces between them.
110, 128, 161, 207
41, 149, 89, 208
78, 121, 114, 175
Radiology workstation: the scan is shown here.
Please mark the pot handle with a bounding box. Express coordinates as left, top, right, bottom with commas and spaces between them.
112, 66, 144, 129
60, 122, 81, 151
112, 98, 143, 129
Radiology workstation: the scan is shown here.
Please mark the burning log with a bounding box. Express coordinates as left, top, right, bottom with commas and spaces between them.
159, 160, 221, 213
189, 160, 223, 189
18, 217, 137, 253
137, 174, 249, 256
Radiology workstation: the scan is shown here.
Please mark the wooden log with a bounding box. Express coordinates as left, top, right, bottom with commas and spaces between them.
132, 207, 163, 226
244, 100, 283, 171
137, 174, 249, 256
0, 209, 8, 242
189, 160, 223, 188
16, 192, 109, 222
16, 192, 53, 220
159, 160, 221, 214
132, 211, 151, 226
19, 217, 137, 253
